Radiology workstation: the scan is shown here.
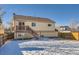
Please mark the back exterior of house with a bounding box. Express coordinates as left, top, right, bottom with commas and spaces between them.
12, 14, 58, 39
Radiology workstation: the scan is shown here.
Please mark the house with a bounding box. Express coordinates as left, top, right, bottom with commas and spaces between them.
76, 24, 79, 31
0, 18, 4, 35
77, 26, 79, 31
59, 26, 71, 31
12, 14, 58, 39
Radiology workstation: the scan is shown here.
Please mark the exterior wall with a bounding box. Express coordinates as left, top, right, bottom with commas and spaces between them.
37, 31, 58, 37
59, 27, 68, 31
15, 32, 33, 39
13, 19, 58, 39
15, 20, 55, 31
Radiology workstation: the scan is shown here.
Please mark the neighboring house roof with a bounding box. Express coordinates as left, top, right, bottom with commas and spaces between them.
60, 26, 71, 31
76, 26, 79, 31
60, 26, 69, 28
77, 26, 79, 29
13, 15, 55, 23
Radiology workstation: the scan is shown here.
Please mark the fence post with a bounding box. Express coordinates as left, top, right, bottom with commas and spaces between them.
0, 35, 3, 47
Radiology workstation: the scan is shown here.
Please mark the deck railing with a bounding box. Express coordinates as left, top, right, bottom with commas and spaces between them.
0, 33, 14, 47
16, 26, 39, 39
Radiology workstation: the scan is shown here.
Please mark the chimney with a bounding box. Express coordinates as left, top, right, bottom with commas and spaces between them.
13, 13, 16, 16
0, 17, 2, 23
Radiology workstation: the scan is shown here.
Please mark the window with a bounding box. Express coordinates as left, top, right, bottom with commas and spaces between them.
18, 34, 22, 37
18, 22, 25, 30
32, 23, 36, 27
48, 24, 52, 27
19, 22, 25, 26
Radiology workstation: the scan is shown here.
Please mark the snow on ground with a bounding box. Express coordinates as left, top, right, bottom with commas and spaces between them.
19, 38, 79, 55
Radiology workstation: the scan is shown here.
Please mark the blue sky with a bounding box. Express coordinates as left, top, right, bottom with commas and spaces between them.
0, 4, 79, 27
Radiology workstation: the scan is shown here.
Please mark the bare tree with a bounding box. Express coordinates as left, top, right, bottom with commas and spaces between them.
0, 8, 6, 23
69, 18, 79, 31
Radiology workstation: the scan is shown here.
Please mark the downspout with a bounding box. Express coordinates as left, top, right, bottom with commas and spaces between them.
13, 13, 16, 39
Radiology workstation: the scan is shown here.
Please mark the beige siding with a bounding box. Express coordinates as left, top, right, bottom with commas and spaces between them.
30, 22, 55, 31
13, 18, 58, 38
15, 32, 33, 39
37, 31, 58, 37
16, 20, 55, 31
15, 31, 58, 38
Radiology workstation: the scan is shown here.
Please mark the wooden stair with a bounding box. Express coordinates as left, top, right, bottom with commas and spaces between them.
25, 26, 40, 39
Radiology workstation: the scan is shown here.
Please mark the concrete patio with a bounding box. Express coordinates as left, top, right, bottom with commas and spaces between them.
0, 40, 22, 55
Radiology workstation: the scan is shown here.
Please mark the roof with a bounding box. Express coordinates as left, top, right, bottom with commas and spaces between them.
13, 15, 55, 23
60, 26, 70, 28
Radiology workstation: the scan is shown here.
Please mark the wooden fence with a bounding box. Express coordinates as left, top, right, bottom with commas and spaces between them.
58, 31, 79, 40
0, 33, 14, 47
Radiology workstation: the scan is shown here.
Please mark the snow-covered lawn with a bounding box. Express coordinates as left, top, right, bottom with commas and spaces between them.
18, 38, 79, 55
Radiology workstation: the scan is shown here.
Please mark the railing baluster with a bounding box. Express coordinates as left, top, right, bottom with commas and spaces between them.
15, 26, 39, 39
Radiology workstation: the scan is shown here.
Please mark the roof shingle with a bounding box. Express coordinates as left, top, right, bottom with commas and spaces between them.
14, 15, 55, 23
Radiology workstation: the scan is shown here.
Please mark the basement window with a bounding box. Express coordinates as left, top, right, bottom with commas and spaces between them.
18, 34, 22, 37
32, 23, 36, 27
